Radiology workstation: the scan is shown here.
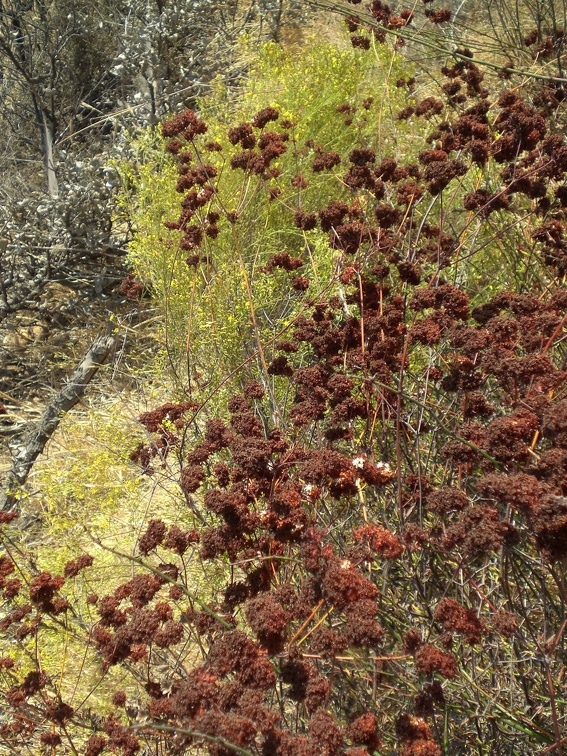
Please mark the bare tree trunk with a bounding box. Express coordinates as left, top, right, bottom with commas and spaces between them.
42, 111, 59, 198
0, 333, 115, 512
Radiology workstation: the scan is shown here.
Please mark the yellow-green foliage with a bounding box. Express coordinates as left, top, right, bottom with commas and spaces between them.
14, 399, 224, 716
201, 35, 415, 155
33, 396, 212, 572
122, 34, 418, 409
34, 405, 152, 557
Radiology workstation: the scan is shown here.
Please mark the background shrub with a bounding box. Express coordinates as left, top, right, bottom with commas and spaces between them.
124, 34, 417, 407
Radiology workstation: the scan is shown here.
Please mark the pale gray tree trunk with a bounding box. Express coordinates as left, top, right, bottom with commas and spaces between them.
42, 111, 59, 197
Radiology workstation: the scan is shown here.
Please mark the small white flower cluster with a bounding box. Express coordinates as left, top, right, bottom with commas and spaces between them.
352, 457, 392, 473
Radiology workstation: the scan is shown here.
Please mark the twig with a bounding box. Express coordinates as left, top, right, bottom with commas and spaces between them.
132, 723, 256, 756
